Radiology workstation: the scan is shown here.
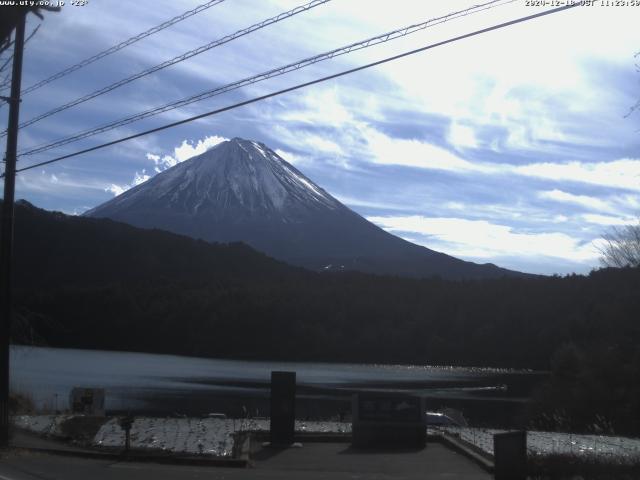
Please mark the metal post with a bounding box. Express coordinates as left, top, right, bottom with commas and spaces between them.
0, 12, 26, 448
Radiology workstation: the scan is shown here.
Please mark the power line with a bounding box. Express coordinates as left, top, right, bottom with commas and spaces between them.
13, 3, 579, 175
2, 0, 330, 135
18, 0, 514, 157
0, 0, 227, 96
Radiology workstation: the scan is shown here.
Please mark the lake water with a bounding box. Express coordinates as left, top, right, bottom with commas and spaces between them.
10, 346, 545, 426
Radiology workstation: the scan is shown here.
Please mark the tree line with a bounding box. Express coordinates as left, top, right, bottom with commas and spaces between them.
8, 201, 640, 435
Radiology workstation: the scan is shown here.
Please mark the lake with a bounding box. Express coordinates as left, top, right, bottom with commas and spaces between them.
10, 345, 545, 426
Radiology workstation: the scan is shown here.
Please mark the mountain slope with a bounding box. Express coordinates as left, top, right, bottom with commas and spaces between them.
85, 137, 521, 279
12, 200, 295, 290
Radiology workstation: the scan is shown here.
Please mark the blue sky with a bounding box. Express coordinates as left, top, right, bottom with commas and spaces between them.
1, 0, 639, 275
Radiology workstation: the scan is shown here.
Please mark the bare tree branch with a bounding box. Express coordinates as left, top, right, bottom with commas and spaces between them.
625, 51, 640, 118
598, 219, 640, 268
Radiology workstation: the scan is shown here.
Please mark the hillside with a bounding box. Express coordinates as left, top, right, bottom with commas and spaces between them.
12, 199, 297, 289
8, 200, 639, 368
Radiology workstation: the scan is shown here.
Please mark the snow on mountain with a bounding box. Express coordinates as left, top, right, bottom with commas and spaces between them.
89, 138, 339, 217
85, 137, 521, 279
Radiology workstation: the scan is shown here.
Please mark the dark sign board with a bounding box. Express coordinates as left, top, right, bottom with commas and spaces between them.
358, 395, 422, 423
352, 394, 426, 448
70, 387, 105, 416
270, 371, 296, 445
494, 430, 527, 480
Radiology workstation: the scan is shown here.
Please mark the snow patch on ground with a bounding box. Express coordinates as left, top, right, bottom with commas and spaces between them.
13, 415, 74, 436
14, 415, 351, 457
441, 426, 640, 461
17, 415, 640, 462
93, 418, 351, 456
94, 417, 236, 456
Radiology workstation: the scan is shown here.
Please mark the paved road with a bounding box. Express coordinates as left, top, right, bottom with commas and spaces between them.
0, 443, 491, 479
252, 442, 492, 479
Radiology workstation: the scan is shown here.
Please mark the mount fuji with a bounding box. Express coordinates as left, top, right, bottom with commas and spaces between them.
85, 137, 520, 279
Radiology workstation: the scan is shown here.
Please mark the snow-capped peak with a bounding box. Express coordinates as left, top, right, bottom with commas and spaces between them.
84, 136, 520, 280
87, 137, 342, 219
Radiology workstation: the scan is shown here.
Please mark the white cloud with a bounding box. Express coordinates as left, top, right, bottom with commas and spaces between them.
133, 170, 150, 186
147, 153, 178, 173
147, 135, 228, 172
367, 215, 600, 264
303, 135, 344, 155
582, 214, 638, 226
369, 132, 640, 193
373, 2, 639, 154
16, 170, 110, 196
274, 148, 311, 166
332, 194, 411, 212
174, 135, 227, 162
266, 81, 638, 198
617, 194, 640, 210
104, 134, 229, 197
538, 189, 612, 212
366, 129, 484, 172
517, 159, 640, 192
448, 121, 478, 149
106, 184, 126, 196
280, 88, 354, 126
294, 117, 639, 194
364, 129, 640, 193
105, 169, 150, 197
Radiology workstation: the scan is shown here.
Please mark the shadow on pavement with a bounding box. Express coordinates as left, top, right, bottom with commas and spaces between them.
251, 445, 288, 462
338, 445, 426, 455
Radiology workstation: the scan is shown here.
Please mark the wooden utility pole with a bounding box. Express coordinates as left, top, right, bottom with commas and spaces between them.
0, 11, 26, 448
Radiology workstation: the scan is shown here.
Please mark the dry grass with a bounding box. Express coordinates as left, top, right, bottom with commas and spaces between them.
8, 391, 35, 414
59, 416, 107, 445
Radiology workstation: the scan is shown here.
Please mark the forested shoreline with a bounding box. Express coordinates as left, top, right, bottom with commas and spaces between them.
9, 201, 640, 434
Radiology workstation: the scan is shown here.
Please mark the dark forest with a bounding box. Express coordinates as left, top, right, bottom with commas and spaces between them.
10, 201, 640, 434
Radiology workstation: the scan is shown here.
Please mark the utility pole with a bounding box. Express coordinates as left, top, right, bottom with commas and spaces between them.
0, 11, 26, 448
